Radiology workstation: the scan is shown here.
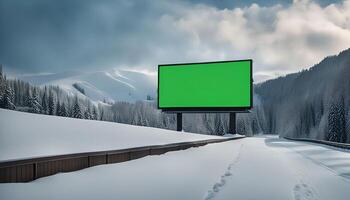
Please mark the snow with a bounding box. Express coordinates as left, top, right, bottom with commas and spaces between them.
1, 136, 349, 200
214, 136, 350, 200
0, 109, 222, 162
16, 69, 157, 103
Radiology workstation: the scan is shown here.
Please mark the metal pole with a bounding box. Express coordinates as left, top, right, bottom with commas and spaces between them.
177, 113, 182, 132
229, 112, 236, 134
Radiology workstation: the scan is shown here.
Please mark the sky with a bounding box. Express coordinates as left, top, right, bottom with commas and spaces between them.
1, 0, 350, 82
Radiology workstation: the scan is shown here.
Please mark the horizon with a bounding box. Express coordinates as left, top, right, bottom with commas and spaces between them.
3, 47, 349, 85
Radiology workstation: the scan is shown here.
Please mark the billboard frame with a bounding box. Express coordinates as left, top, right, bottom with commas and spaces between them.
157, 59, 253, 113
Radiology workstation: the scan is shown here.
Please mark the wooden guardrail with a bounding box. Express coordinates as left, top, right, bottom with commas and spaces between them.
284, 137, 350, 149
0, 136, 244, 183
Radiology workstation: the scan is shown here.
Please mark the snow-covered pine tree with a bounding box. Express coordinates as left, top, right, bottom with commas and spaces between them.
72, 96, 82, 119
237, 117, 246, 135
327, 99, 346, 142
56, 100, 61, 116
28, 88, 41, 113
339, 97, 347, 143
0, 65, 6, 104
346, 110, 350, 143
214, 114, 225, 135
59, 102, 67, 117
1, 82, 16, 110
24, 84, 31, 107
48, 91, 55, 115
41, 87, 48, 114
84, 108, 92, 120
140, 112, 149, 126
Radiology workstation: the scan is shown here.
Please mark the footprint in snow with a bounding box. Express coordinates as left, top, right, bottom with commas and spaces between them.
293, 182, 318, 200
203, 145, 243, 200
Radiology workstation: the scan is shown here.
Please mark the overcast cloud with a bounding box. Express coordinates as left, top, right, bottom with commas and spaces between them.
1, 0, 350, 82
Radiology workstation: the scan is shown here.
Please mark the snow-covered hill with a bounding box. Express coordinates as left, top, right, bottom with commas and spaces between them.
17, 69, 157, 103
0, 108, 222, 161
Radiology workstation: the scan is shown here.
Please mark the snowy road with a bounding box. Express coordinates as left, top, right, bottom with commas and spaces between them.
1, 136, 350, 200
213, 136, 350, 200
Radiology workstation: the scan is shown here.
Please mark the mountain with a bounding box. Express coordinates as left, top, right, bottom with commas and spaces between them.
17, 69, 157, 103
255, 48, 350, 142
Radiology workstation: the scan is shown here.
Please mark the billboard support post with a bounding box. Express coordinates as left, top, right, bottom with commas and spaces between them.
229, 112, 236, 134
177, 113, 182, 132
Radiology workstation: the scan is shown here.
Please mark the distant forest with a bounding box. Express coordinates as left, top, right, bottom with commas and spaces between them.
255, 48, 350, 143
1, 48, 349, 143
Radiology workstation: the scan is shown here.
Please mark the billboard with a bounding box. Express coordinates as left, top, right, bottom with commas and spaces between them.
158, 60, 252, 112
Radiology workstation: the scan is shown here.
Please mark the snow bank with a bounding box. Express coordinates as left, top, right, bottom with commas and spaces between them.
0, 109, 221, 161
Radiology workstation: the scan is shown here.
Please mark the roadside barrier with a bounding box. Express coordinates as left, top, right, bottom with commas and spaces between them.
0, 136, 244, 183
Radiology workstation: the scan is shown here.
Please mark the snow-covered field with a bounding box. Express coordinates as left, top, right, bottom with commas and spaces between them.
0, 109, 222, 161
1, 136, 350, 200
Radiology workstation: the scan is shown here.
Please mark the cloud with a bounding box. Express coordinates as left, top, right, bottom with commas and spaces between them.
1, 0, 350, 82
163, 0, 350, 81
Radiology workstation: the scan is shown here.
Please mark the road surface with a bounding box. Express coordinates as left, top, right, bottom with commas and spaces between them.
0, 136, 349, 200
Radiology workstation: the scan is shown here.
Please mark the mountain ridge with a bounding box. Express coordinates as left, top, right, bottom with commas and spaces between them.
255, 48, 350, 142
17, 69, 157, 103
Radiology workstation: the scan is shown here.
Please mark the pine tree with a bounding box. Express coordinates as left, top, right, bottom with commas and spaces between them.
25, 85, 31, 107
84, 103, 93, 120
0, 66, 6, 103
56, 100, 61, 116
48, 91, 55, 115
327, 99, 346, 142
214, 114, 225, 135
41, 87, 48, 114
346, 110, 350, 143
28, 88, 41, 113
1, 82, 16, 110
59, 102, 67, 117
84, 108, 92, 120
140, 112, 149, 126
72, 96, 82, 119
237, 118, 246, 135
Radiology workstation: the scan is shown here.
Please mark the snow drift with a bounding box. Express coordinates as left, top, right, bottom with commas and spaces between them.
0, 109, 222, 161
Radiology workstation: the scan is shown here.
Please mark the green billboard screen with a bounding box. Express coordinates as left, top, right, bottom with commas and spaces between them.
158, 60, 252, 112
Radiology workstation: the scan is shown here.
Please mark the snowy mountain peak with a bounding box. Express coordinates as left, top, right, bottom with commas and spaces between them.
16, 69, 157, 103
